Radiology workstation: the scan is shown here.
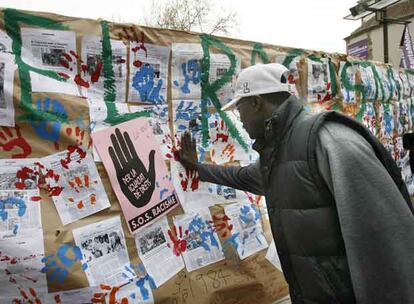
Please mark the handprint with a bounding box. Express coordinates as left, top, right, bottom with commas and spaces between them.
108, 128, 156, 208
131, 63, 164, 104
29, 97, 67, 145
92, 284, 128, 304
167, 226, 189, 256
67, 174, 98, 209
178, 168, 200, 192
41, 244, 82, 284
0, 125, 32, 158
210, 214, 233, 238
12, 287, 42, 304
173, 59, 201, 94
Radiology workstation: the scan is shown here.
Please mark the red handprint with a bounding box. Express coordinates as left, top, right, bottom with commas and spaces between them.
15, 163, 63, 197
165, 133, 181, 160
59, 50, 103, 89
65, 126, 93, 149
212, 119, 229, 143
167, 226, 189, 256
60, 145, 87, 170
179, 168, 200, 192
0, 125, 32, 158
209, 214, 233, 238
12, 287, 42, 304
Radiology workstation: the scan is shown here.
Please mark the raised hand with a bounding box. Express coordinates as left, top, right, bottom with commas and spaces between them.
178, 132, 199, 170
108, 128, 156, 208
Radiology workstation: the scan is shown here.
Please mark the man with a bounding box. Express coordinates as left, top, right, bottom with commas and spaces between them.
177, 63, 414, 303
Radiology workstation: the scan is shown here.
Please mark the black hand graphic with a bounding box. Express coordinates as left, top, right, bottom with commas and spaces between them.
108, 128, 156, 208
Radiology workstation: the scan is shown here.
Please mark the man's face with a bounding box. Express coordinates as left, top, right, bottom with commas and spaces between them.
236, 96, 265, 140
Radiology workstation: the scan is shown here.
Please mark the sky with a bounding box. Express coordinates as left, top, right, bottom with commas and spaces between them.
0, 0, 362, 54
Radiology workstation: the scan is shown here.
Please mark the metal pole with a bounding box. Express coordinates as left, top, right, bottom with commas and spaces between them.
383, 10, 389, 63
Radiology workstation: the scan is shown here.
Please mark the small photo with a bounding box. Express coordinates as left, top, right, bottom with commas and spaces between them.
138, 226, 166, 255
87, 54, 103, 75
216, 68, 228, 78
186, 231, 203, 251
41, 48, 65, 67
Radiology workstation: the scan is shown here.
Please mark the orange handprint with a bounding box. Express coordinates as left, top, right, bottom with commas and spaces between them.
67, 174, 98, 209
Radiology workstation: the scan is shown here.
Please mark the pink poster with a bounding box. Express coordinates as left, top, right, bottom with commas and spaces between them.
92, 118, 180, 233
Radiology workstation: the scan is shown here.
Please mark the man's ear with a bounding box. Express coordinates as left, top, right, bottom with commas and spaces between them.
251, 96, 263, 112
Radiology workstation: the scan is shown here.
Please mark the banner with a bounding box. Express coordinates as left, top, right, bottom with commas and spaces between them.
400, 25, 414, 69
92, 118, 180, 233
347, 39, 369, 59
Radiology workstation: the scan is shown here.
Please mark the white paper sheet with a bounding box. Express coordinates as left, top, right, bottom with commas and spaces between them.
207, 112, 250, 165
0, 29, 12, 53
0, 159, 42, 240
129, 43, 170, 105
307, 58, 332, 103
21, 27, 84, 96
265, 240, 283, 272
224, 202, 268, 260
173, 209, 224, 272
172, 43, 203, 100
0, 235, 47, 301
172, 43, 240, 107
72, 216, 131, 287
40, 148, 110, 225
0, 52, 16, 126
82, 35, 127, 103
135, 216, 184, 287
339, 61, 357, 104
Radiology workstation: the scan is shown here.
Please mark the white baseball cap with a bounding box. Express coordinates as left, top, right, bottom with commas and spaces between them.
221, 63, 292, 111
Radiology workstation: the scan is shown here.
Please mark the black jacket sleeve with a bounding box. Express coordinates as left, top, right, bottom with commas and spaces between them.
196, 161, 264, 195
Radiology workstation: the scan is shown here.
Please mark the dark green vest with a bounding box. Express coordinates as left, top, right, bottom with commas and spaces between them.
258, 97, 411, 304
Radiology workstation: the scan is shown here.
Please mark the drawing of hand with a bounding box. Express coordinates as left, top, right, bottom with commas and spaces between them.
108, 128, 156, 208
0, 125, 32, 158
29, 97, 67, 144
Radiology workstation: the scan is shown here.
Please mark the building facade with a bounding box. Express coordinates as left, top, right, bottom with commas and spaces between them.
344, 0, 414, 66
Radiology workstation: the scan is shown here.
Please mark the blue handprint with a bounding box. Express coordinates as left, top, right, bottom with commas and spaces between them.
173, 59, 201, 94
188, 214, 220, 252
41, 244, 82, 284
132, 64, 165, 104
135, 263, 156, 300
29, 97, 67, 143
0, 197, 26, 236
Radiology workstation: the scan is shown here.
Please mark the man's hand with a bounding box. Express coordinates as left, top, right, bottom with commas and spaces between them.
178, 132, 199, 170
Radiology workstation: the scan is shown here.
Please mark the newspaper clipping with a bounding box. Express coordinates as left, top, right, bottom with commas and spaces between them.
224, 202, 268, 260
135, 216, 184, 287
41, 149, 110, 225
129, 43, 170, 104
72, 216, 131, 287
173, 210, 224, 272
21, 27, 83, 96
82, 35, 127, 103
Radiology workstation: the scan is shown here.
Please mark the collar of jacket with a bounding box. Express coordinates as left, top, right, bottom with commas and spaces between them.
252, 95, 304, 152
